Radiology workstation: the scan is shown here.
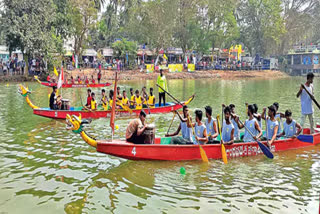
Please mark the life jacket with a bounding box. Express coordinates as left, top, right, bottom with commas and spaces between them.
91, 100, 96, 110
122, 97, 128, 105
102, 96, 108, 110
109, 99, 113, 108
148, 95, 155, 108
143, 94, 148, 105
136, 96, 142, 110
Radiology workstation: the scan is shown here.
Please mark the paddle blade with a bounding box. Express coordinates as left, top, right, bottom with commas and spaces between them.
184, 94, 195, 105
221, 144, 228, 164
297, 135, 313, 143
199, 145, 209, 163
257, 141, 274, 159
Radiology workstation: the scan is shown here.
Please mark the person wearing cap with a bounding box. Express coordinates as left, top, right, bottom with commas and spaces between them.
262, 105, 279, 146
278, 110, 302, 138
296, 72, 315, 133
49, 86, 62, 110
157, 69, 168, 106
166, 106, 193, 144
126, 110, 148, 144
235, 104, 262, 142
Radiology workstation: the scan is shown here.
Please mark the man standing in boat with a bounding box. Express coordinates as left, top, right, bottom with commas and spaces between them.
126, 110, 148, 144
165, 106, 193, 144
297, 72, 315, 133
157, 69, 167, 106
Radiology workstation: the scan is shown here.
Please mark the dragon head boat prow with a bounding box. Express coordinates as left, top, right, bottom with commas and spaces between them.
66, 114, 97, 147
18, 84, 39, 109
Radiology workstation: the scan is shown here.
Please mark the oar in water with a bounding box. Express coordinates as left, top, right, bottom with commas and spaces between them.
301, 83, 320, 110
216, 115, 228, 164
238, 119, 274, 159
167, 111, 176, 135
156, 83, 208, 163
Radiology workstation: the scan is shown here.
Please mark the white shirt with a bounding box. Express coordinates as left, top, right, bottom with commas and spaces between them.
301, 84, 314, 115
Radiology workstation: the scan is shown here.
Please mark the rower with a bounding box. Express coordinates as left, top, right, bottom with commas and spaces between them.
235, 104, 262, 142
204, 106, 218, 143
262, 105, 279, 146
91, 75, 95, 84
165, 106, 193, 144
101, 89, 109, 110
147, 88, 155, 108
122, 90, 129, 106
91, 92, 97, 110
47, 75, 50, 82
190, 109, 208, 145
85, 76, 89, 84
297, 72, 315, 133
49, 86, 62, 110
77, 76, 81, 84
117, 86, 122, 101
229, 104, 240, 141
222, 106, 234, 145
126, 110, 148, 144
253, 103, 262, 128
71, 76, 75, 84
85, 89, 92, 108
142, 86, 148, 108
278, 110, 302, 138
109, 89, 114, 108
135, 90, 144, 110
129, 88, 135, 109
273, 102, 284, 135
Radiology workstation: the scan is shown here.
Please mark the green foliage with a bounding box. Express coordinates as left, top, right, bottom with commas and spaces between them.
112, 38, 137, 65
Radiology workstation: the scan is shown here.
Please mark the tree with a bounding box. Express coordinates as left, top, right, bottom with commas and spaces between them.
1, 0, 55, 73
112, 38, 137, 66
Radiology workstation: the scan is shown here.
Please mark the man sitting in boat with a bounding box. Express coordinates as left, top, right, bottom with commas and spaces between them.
122, 90, 129, 107
165, 106, 193, 144
204, 106, 218, 143
129, 88, 135, 109
262, 105, 279, 147
253, 103, 262, 129
91, 92, 97, 110
70, 76, 75, 84
148, 88, 155, 108
234, 104, 262, 142
101, 89, 109, 110
117, 87, 122, 101
189, 109, 208, 145
229, 104, 240, 141
85, 89, 92, 109
47, 74, 51, 82
91, 75, 95, 84
126, 110, 148, 144
77, 76, 81, 84
135, 90, 144, 110
222, 106, 234, 145
49, 86, 62, 110
278, 110, 302, 138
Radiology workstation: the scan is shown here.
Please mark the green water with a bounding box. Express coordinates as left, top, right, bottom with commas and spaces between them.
0, 77, 320, 213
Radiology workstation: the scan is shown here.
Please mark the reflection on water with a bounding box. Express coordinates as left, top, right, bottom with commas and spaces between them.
0, 78, 320, 213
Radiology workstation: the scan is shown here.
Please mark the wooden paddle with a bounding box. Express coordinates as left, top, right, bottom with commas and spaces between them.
167, 111, 176, 135
217, 115, 228, 164
238, 119, 274, 159
156, 83, 208, 163
301, 84, 320, 109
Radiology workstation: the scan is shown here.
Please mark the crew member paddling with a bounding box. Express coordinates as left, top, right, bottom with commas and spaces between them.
204, 106, 218, 143
189, 110, 208, 145
122, 90, 129, 106
253, 103, 262, 128
235, 104, 262, 142
126, 110, 148, 144
229, 104, 240, 140
297, 72, 315, 133
262, 105, 279, 146
91, 92, 97, 110
129, 88, 135, 109
148, 88, 155, 108
278, 110, 302, 138
85, 89, 92, 109
222, 106, 235, 145
135, 90, 144, 110
101, 89, 109, 110
166, 106, 193, 144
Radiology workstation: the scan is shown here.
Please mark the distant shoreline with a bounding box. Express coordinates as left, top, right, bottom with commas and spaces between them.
0, 69, 288, 82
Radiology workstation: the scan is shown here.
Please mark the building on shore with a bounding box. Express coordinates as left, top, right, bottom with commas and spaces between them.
286, 45, 320, 75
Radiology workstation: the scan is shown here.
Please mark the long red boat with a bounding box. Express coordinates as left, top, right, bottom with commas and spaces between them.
66, 113, 320, 161
19, 84, 194, 119
39, 81, 112, 88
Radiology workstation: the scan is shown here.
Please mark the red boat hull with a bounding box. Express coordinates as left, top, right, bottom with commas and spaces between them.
40, 82, 111, 88
33, 102, 184, 119
95, 129, 320, 161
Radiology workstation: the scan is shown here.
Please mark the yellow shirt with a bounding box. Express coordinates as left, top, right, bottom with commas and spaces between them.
109, 100, 113, 108
91, 100, 97, 110
148, 95, 155, 108
136, 96, 142, 110
157, 75, 167, 92
122, 97, 128, 105
102, 96, 108, 110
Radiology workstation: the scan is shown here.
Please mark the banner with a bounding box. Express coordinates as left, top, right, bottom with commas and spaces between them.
168, 64, 176, 73
188, 64, 195, 72
175, 64, 183, 72
146, 64, 154, 73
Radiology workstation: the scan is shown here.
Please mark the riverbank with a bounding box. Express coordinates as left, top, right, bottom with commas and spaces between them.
0, 69, 288, 82
65, 69, 288, 81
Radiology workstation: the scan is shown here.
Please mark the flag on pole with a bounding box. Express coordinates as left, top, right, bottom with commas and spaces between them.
53, 66, 59, 76
163, 54, 168, 60
57, 66, 64, 89
110, 71, 118, 136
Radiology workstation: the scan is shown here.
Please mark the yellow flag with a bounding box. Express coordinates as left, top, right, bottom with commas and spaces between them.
54, 66, 59, 76
163, 54, 168, 60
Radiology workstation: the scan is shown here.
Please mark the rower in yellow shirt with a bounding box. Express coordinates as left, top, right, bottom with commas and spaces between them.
90, 92, 97, 110
122, 90, 129, 106
109, 89, 114, 109
147, 87, 155, 108
129, 88, 135, 109
101, 89, 109, 110
135, 89, 144, 110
